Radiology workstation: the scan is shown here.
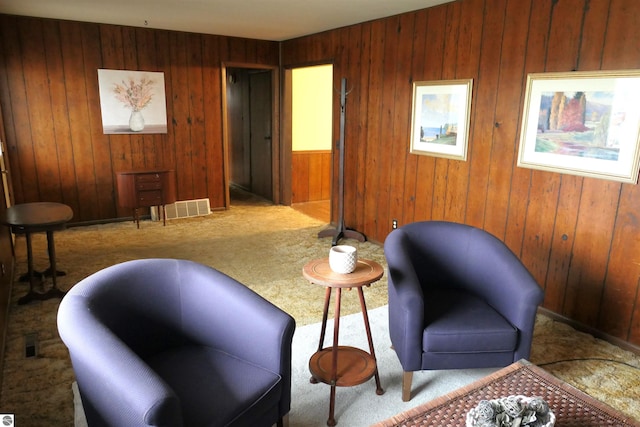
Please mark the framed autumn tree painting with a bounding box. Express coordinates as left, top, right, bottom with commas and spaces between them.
518, 70, 640, 183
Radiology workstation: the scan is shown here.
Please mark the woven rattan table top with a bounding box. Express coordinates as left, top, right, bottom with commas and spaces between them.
373, 359, 639, 427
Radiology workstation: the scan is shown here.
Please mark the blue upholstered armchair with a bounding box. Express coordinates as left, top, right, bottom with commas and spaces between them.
57, 258, 296, 427
384, 221, 544, 401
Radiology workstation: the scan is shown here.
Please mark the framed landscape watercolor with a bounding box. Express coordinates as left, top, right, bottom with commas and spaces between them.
517, 70, 640, 184
409, 79, 473, 160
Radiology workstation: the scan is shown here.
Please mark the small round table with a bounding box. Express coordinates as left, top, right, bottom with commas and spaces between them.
0, 202, 73, 305
302, 257, 385, 426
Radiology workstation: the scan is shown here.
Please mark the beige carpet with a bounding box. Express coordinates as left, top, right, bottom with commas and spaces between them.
0, 192, 638, 426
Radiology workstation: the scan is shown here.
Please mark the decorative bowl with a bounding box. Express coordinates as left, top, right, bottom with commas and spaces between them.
329, 245, 358, 273
466, 395, 555, 427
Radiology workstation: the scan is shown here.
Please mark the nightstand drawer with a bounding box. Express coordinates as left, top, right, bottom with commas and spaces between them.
137, 190, 163, 207
136, 180, 163, 191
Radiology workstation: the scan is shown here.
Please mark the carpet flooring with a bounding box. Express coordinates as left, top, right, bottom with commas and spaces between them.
0, 192, 639, 426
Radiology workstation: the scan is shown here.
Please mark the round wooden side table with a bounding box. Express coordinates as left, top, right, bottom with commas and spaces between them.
0, 202, 73, 304
302, 257, 385, 426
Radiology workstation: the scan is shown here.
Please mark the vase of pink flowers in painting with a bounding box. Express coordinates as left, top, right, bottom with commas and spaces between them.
113, 75, 155, 132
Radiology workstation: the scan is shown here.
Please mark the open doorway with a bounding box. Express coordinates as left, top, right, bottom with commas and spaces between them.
289, 64, 333, 223
224, 66, 277, 205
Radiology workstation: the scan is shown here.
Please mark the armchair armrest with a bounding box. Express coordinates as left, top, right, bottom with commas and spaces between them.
58, 296, 182, 426
385, 228, 426, 371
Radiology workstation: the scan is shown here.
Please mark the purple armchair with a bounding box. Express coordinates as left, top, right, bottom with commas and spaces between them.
384, 221, 544, 401
57, 258, 295, 427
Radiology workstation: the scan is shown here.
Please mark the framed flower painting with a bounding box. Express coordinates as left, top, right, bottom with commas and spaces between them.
97, 69, 168, 134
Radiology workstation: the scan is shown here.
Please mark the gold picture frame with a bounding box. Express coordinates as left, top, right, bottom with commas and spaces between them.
518, 70, 640, 184
409, 79, 473, 160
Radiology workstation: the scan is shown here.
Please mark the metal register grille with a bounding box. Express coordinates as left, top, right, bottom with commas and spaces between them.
164, 198, 211, 220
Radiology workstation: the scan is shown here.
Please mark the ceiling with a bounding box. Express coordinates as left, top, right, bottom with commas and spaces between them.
0, 0, 455, 41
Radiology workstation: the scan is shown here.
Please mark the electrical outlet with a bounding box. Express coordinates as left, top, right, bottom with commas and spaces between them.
392, 219, 398, 229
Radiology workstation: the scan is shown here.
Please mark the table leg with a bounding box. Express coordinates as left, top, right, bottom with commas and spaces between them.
17, 233, 42, 305
133, 208, 140, 229
358, 287, 384, 395
44, 230, 65, 299
18, 234, 44, 281
327, 287, 342, 427
42, 229, 66, 279
311, 287, 333, 386
317, 287, 332, 352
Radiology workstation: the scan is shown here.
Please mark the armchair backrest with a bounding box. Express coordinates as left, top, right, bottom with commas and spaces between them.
396, 221, 543, 315
58, 258, 296, 426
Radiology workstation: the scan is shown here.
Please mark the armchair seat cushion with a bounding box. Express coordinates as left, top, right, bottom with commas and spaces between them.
148, 345, 282, 426
423, 289, 517, 354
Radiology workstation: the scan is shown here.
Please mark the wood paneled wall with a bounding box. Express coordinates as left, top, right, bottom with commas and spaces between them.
0, 14, 279, 222
2, 1, 640, 346
282, 0, 640, 346
292, 150, 331, 203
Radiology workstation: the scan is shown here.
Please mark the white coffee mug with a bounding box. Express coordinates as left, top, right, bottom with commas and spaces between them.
329, 245, 358, 274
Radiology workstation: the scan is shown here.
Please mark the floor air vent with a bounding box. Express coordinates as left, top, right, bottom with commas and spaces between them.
164, 198, 211, 220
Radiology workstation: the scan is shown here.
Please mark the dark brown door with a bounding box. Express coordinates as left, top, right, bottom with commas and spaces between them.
249, 70, 272, 200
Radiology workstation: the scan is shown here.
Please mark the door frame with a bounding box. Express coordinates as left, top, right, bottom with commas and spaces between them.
221, 62, 280, 206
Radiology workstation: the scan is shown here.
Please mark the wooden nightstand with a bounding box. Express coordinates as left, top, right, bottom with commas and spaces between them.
116, 169, 177, 228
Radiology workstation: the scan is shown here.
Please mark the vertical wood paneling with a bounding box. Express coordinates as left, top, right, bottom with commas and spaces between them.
1, 18, 33, 203
431, 2, 461, 221
60, 22, 101, 220
503, 0, 552, 256
371, 16, 401, 239
483, 0, 532, 239
156, 31, 176, 172
21, 20, 62, 202
376, 14, 415, 239
398, 10, 428, 228
291, 153, 309, 202
3, 0, 640, 346
135, 27, 161, 169
564, 181, 618, 324
203, 35, 225, 208
84, 24, 114, 219
187, 34, 207, 199
291, 151, 331, 203
444, 0, 483, 224
354, 23, 372, 231
560, 0, 616, 326
361, 19, 386, 235
279, 0, 640, 346
465, 0, 505, 228
598, 0, 640, 341
343, 25, 363, 231
386, 13, 415, 238
308, 154, 323, 201
518, 0, 584, 291
170, 32, 193, 201
0, 15, 279, 223
43, 20, 80, 212
413, 6, 447, 223
100, 25, 131, 219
